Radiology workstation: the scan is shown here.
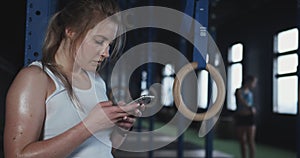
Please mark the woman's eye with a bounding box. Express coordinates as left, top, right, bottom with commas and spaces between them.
95, 40, 104, 45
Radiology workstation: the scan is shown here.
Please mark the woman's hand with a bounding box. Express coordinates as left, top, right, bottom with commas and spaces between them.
83, 101, 140, 133
110, 102, 146, 148
115, 102, 145, 131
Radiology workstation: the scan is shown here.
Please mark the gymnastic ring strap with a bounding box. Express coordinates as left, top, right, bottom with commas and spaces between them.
172, 62, 225, 121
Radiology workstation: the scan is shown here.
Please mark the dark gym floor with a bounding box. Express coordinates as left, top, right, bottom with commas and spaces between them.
112, 131, 233, 158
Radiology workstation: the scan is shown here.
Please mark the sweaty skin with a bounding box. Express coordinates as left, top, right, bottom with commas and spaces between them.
4, 66, 139, 157
4, 21, 142, 158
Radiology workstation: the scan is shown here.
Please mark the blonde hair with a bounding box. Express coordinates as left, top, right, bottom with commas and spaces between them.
41, 0, 125, 110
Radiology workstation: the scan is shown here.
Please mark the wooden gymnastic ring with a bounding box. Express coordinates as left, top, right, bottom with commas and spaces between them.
173, 62, 225, 121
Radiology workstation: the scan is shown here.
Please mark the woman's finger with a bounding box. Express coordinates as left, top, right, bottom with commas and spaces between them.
117, 121, 134, 129
134, 109, 142, 117
139, 104, 146, 111
121, 116, 136, 123
98, 101, 113, 107
116, 103, 140, 113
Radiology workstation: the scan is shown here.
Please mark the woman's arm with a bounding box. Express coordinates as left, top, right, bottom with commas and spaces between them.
4, 66, 94, 158
110, 128, 129, 149
236, 89, 250, 108
4, 66, 137, 158
4, 66, 140, 158
235, 89, 252, 115
110, 103, 144, 149
110, 117, 135, 149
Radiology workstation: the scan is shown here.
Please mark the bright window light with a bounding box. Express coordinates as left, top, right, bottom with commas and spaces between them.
161, 64, 175, 107
276, 76, 298, 114
140, 71, 149, 96
228, 43, 243, 62
162, 64, 175, 76
161, 77, 174, 106
277, 28, 299, 53
273, 27, 299, 115
227, 63, 243, 110
277, 54, 298, 74
197, 70, 208, 108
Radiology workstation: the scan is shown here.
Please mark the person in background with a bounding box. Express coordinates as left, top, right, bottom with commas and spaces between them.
235, 75, 258, 158
4, 0, 144, 157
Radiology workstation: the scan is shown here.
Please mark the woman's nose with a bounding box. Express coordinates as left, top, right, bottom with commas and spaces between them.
100, 45, 110, 58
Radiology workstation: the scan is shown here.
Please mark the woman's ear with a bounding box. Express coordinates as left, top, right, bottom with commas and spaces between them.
65, 28, 76, 39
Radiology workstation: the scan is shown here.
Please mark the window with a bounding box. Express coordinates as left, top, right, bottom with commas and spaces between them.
277, 28, 299, 53
161, 64, 175, 106
197, 70, 209, 108
227, 43, 243, 111
273, 28, 299, 115
197, 69, 218, 109
140, 71, 149, 96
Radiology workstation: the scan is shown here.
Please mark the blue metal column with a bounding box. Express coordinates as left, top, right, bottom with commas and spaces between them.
297, 0, 300, 157
193, 0, 209, 70
178, 0, 209, 157
177, 1, 195, 157
147, 1, 155, 158
24, 0, 57, 66
117, 0, 145, 135
192, 0, 212, 158
205, 76, 214, 158
205, 28, 217, 158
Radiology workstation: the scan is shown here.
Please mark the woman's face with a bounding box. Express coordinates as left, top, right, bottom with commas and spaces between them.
75, 20, 118, 72
250, 78, 257, 89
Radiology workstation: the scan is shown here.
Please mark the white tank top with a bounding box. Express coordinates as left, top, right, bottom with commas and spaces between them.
29, 61, 114, 158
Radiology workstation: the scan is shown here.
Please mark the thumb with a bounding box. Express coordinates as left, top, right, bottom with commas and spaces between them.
99, 101, 113, 107
117, 101, 126, 106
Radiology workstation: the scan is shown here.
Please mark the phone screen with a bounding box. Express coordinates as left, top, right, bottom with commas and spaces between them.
126, 95, 155, 106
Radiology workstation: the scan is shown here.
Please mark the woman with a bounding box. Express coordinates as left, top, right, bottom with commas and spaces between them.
4, 0, 143, 157
235, 75, 258, 158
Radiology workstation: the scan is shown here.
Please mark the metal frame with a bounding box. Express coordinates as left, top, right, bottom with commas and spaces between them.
24, 0, 57, 66
24, 1, 212, 158
192, 0, 213, 158
297, 0, 300, 157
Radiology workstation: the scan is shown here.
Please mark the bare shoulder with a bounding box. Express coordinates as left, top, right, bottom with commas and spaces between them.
7, 65, 50, 97
4, 66, 50, 154
14, 65, 49, 84
19, 65, 48, 77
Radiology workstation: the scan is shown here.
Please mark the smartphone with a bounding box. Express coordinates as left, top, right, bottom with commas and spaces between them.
125, 95, 155, 106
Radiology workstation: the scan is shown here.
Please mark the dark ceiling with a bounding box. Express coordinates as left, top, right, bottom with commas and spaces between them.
0, 0, 297, 74
209, 0, 296, 28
